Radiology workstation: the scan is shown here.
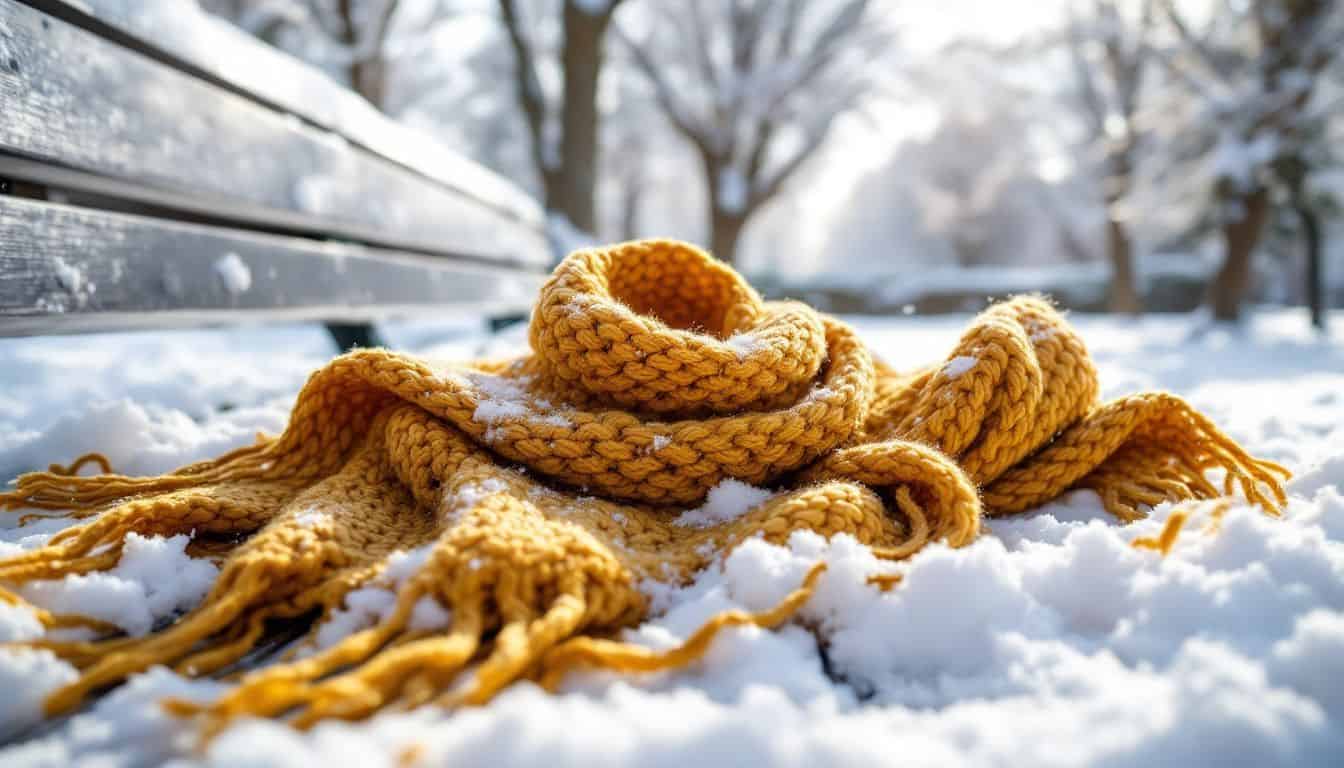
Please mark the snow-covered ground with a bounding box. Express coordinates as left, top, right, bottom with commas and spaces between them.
1, 309, 1342, 767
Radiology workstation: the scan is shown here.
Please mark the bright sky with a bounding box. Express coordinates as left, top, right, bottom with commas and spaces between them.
791, 0, 1213, 270
798, 0, 1080, 262
897, 0, 1210, 52
399, 0, 1211, 272
898, 0, 1074, 53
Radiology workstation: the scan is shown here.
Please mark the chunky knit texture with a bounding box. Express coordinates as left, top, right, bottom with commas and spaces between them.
0, 240, 1288, 735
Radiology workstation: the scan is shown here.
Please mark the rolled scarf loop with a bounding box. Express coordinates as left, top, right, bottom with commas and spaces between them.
0, 239, 1288, 733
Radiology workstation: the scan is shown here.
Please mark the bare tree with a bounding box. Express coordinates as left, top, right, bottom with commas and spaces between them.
607, 125, 648, 242
1065, 0, 1157, 315
319, 0, 402, 109
618, 0, 890, 264
202, 0, 416, 110
496, 0, 627, 236
909, 111, 1037, 267
1159, 0, 1342, 322
1270, 38, 1343, 330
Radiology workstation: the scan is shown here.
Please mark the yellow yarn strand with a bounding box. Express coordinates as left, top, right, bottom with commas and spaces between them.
0, 239, 1288, 733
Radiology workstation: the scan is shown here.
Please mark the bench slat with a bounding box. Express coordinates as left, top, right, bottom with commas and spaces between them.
41, 0, 542, 231
0, 196, 544, 336
0, 0, 550, 269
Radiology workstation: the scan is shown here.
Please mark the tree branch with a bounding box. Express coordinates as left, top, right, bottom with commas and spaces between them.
1159, 0, 1231, 87
497, 0, 551, 173
754, 80, 865, 205
614, 23, 709, 150
369, 0, 401, 52
1067, 3, 1110, 138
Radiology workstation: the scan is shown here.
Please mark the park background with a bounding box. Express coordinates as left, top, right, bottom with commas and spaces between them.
198, 0, 1344, 325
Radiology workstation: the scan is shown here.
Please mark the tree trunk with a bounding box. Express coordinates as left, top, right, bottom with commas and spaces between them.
556, 3, 609, 234
1210, 185, 1271, 322
1295, 199, 1325, 330
1106, 213, 1142, 314
619, 173, 642, 242
710, 209, 747, 265
702, 151, 746, 264
351, 57, 386, 111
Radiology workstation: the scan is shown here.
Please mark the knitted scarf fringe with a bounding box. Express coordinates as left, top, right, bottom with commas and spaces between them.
0, 239, 1288, 737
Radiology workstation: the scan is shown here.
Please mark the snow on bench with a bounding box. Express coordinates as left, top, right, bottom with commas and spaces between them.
0, 0, 549, 342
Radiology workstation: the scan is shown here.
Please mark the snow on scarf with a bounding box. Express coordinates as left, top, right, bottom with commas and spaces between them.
0, 240, 1287, 737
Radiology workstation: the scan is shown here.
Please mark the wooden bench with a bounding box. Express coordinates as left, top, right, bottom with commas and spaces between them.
0, 0, 550, 346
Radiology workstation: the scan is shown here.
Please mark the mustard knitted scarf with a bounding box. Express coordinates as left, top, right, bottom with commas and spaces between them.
0, 240, 1287, 735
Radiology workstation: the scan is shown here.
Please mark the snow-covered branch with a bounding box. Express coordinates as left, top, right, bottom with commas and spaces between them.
496, 0, 554, 172
618, 0, 893, 262
1148, 0, 1341, 320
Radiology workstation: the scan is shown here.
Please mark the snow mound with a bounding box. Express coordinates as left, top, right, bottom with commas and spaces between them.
0, 311, 1340, 765
11, 534, 218, 637
674, 480, 775, 528
213, 253, 253, 295
305, 544, 452, 656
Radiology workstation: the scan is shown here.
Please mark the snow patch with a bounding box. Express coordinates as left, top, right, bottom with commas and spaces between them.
472, 398, 528, 423
1268, 610, 1344, 719
547, 213, 598, 256
571, 0, 612, 15
942, 355, 977, 378
308, 544, 450, 653
469, 375, 531, 423
717, 167, 748, 214
1, 311, 1342, 764
674, 480, 774, 528
441, 478, 510, 523
16, 533, 218, 637
0, 649, 76, 739
213, 253, 252, 294
1213, 130, 1279, 192
3, 666, 226, 764
52, 257, 85, 296
0, 604, 44, 643
468, 374, 571, 428
725, 332, 767, 359
293, 508, 330, 528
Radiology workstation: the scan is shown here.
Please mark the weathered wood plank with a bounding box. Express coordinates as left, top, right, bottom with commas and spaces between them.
40, 0, 542, 231
0, 0, 550, 269
0, 197, 544, 336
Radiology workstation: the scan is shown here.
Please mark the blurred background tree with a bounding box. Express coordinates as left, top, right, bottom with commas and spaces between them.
1063, 0, 1157, 315
201, 0, 1344, 327
200, 0, 441, 110
1155, 0, 1342, 323
617, 0, 893, 264
494, 0, 626, 235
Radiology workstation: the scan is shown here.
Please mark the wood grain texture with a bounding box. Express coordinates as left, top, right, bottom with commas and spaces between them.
0, 197, 543, 335
0, 0, 550, 268
41, 0, 543, 230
